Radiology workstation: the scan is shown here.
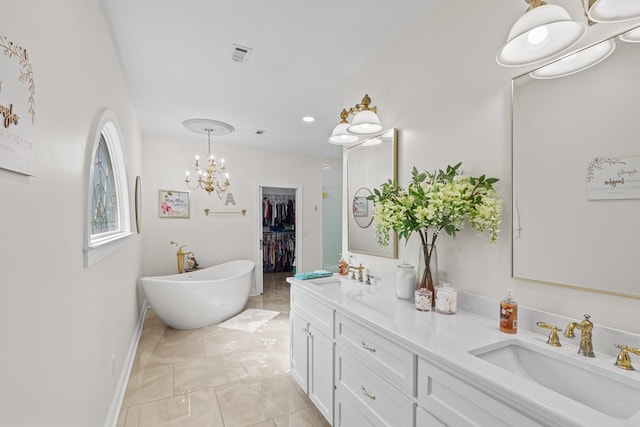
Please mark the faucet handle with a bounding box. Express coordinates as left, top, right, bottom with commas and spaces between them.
614, 344, 640, 371
536, 322, 562, 347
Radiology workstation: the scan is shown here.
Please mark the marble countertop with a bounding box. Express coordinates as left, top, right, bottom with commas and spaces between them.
287, 273, 640, 427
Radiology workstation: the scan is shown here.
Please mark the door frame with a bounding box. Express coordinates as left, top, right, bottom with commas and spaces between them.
255, 182, 303, 295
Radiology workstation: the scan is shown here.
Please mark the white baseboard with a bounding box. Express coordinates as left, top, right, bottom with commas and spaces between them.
104, 299, 149, 427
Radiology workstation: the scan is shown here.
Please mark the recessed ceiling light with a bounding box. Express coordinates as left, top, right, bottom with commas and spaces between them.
302, 116, 315, 123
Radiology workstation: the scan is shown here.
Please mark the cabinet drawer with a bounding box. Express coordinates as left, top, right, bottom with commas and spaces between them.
335, 345, 414, 427
335, 389, 387, 427
335, 312, 415, 395
416, 406, 447, 427
417, 358, 541, 427
291, 287, 334, 337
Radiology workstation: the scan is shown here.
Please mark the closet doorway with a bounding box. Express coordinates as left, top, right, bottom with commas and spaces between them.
255, 183, 302, 295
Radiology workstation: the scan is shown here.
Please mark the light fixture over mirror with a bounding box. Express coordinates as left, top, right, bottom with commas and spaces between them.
497, 0, 586, 67
529, 37, 616, 79
497, 0, 640, 73
588, 0, 640, 23
327, 94, 383, 144
183, 118, 233, 198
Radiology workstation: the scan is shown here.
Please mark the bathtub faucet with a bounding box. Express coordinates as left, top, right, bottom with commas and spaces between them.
170, 241, 194, 273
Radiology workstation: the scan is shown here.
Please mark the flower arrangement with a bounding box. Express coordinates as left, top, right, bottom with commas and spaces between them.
369, 163, 502, 295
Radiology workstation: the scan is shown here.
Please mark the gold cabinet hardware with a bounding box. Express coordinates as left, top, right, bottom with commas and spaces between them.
361, 340, 376, 352
360, 385, 376, 400
614, 344, 640, 370
536, 322, 562, 347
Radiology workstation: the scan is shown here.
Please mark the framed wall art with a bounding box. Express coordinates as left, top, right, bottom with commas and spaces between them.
159, 189, 190, 218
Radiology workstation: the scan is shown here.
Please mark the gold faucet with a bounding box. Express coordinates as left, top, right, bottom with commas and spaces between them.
564, 314, 595, 357
348, 264, 364, 282
170, 241, 194, 273
614, 344, 640, 370
536, 322, 562, 347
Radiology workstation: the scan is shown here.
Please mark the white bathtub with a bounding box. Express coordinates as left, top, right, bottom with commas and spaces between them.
140, 260, 255, 329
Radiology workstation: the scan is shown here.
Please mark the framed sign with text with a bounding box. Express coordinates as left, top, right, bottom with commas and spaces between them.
0, 34, 36, 176
587, 156, 640, 200
159, 190, 190, 218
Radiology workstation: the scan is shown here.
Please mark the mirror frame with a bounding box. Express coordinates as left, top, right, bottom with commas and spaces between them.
510, 31, 640, 299
347, 128, 398, 258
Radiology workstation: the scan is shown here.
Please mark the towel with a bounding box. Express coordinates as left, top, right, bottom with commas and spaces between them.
294, 270, 333, 280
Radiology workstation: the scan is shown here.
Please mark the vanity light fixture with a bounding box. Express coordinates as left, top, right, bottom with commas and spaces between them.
619, 27, 640, 43
328, 109, 360, 145
496, 0, 586, 67
529, 38, 616, 79
183, 118, 233, 198
588, 0, 640, 23
327, 94, 383, 144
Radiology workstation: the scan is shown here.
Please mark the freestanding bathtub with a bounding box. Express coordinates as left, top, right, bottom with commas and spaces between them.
140, 260, 255, 329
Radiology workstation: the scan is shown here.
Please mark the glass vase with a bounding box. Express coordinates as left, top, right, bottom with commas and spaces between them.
417, 244, 439, 307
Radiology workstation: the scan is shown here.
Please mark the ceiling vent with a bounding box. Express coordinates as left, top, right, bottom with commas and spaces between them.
230, 43, 253, 64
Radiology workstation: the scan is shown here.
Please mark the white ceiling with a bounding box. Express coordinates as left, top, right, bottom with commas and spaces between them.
99, 0, 439, 159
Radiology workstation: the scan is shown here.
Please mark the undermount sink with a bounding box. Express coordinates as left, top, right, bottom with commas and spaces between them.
470, 338, 640, 419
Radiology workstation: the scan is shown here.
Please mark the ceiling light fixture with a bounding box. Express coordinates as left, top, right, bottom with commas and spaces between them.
327, 94, 383, 145
183, 119, 233, 198
529, 38, 616, 79
497, 0, 586, 67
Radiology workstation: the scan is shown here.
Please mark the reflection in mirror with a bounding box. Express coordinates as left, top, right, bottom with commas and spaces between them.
352, 187, 374, 228
512, 30, 640, 298
347, 129, 397, 258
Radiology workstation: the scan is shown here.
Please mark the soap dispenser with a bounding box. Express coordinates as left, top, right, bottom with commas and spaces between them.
500, 288, 518, 334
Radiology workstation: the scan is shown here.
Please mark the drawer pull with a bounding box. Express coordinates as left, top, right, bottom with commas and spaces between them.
360, 385, 376, 400
361, 340, 376, 352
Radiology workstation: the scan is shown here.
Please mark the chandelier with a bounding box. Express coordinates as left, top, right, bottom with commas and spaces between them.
183, 118, 234, 198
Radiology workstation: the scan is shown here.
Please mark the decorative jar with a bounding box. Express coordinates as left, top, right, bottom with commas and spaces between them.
395, 262, 417, 299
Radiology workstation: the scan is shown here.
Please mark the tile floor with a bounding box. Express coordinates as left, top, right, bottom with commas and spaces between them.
116, 272, 330, 427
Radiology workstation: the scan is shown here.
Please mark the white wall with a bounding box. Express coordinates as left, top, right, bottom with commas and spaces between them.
342, 0, 640, 333
0, 1, 142, 426
140, 133, 324, 280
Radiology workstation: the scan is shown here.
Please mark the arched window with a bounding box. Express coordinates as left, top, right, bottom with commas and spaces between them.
84, 110, 131, 266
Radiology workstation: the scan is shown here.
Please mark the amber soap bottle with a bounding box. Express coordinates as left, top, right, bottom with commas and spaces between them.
500, 289, 518, 334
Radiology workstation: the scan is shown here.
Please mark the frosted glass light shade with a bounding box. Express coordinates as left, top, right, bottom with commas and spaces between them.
588, 0, 640, 23
346, 110, 383, 135
328, 122, 359, 145
497, 4, 586, 67
529, 39, 616, 79
619, 27, 640, 43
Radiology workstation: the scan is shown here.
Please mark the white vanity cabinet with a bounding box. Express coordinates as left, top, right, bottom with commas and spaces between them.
334, 312, 416, 427
417, 358, 542, 427
290, 287, 334, 424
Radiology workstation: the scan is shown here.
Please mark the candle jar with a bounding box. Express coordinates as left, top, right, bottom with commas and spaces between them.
414, 288, 432, 311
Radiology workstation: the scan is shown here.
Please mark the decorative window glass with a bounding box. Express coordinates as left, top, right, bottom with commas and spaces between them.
84, 110, 131, 266
91, 135, 119, 234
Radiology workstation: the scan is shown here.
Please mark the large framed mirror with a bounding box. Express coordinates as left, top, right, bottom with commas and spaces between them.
512, 29, 640, 298
347, 128, 398, 258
